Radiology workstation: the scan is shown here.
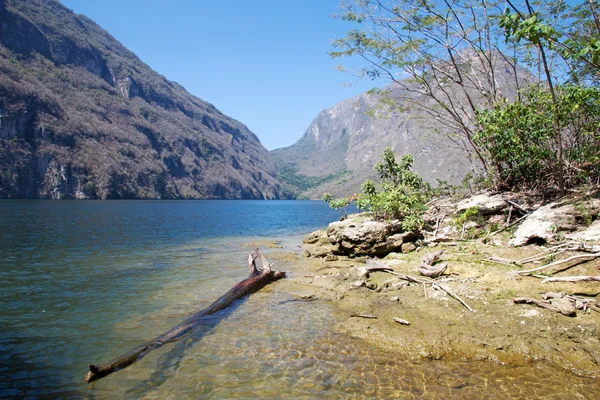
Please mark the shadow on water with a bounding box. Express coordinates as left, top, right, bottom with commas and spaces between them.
0, 336, 81, 399
119, 298, 246, 397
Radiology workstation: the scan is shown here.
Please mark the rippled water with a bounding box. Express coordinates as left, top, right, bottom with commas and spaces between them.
1, 200, 598, 399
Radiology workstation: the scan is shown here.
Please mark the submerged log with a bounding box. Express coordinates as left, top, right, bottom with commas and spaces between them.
85, 246, 285, 383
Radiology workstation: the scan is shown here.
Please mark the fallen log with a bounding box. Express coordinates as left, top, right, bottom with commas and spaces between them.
513, 296, 576, 317
85, 246, 285, 383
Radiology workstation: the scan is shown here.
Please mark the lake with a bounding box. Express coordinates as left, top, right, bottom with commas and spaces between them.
1, 200, 597, 399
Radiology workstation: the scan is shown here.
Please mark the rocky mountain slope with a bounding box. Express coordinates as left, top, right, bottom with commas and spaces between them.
272, 52, 532, 199
0, 0, 289, 199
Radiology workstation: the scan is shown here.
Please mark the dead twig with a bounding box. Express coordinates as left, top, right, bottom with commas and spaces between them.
489, 213, 530, 236
506, 200, 530, 214
485, 256, 519, 267
517, 242, 579, 264
433, 283, 474, 312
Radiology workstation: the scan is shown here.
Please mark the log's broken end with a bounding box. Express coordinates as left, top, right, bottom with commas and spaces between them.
85, 364, 100, 383
273, 270, 286, 280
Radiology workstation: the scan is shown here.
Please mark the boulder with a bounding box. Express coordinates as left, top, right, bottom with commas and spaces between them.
326, 216, 418, 257
401, 242, 417, 253
509, 203, 578, 246
456, 193, 509, 215
303, 230, 328, 245
567, 220, 600, 242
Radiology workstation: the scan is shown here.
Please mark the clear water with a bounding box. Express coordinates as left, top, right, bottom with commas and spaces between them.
0, 200, 598, 399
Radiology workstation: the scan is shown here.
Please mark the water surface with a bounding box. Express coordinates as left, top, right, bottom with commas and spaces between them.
0, 200, 597, 399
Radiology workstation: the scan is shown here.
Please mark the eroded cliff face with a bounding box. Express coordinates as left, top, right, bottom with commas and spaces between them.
0, 0, 289, 199
272, 52, 532, 199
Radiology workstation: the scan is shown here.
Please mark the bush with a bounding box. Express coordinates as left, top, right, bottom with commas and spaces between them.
322, 192, 356, 220
358, 148, 431, 231
323, 149, 430, 231
475, 84, 600, 191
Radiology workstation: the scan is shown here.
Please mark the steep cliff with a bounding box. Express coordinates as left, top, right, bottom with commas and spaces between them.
0, 0, 289, 199
273, 52, 532, 199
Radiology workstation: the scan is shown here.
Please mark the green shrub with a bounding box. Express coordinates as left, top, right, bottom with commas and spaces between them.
322, 192, 356, 220
475, 84, 600, 191
322, 149, 430, 231
355, 148, 430, 231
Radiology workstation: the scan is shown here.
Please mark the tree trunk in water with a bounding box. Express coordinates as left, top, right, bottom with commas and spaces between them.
85, 246, 285, 383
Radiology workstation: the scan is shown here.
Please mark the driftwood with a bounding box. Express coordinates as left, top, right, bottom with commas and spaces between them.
513, 297, 576, 316
517, 252, 600, 275
85, 246, 285, 383
350, 314, 378, 319
541, 275, 600, 283
367, 258, 474, 312
393, 317, 410, 325
419, 250, 447, 278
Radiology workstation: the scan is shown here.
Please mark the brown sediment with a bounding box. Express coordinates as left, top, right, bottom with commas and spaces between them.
282, 235, 600, 378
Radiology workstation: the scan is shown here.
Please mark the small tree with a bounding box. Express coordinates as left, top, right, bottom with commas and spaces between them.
322, 192, 357, 220
331, 0, 529, 173
356, 148, 430, 231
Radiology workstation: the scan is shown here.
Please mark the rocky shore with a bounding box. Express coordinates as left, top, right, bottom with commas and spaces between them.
281, 188, 600, 377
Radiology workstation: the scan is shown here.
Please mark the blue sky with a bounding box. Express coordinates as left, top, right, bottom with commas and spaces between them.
60, 0, 379, 150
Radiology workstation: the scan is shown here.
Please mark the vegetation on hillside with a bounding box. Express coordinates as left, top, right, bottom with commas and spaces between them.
0, 0, 288, 199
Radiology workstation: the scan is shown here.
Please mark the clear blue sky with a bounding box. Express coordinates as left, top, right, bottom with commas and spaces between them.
59, 0, 378, 150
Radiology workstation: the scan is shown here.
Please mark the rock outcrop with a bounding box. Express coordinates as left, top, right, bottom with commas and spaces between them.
304, 214, 419, 258
272, 53, 534, 199
509, 197, 600, 246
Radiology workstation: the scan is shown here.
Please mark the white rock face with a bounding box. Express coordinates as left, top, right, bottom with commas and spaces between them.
456, 193, 508, 215
567, 220, 600, 242
508, 203, 576, 246
509, 197, 600, 246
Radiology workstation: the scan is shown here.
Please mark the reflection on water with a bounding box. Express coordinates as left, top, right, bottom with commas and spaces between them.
0, 200, 598, 398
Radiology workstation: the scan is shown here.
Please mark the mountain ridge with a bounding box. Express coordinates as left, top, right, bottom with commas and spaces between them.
273, 51, 533, 199
0, 0, 289, 199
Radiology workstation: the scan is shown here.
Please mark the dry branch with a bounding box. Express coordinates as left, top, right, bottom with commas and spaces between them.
485, 256, 518, 267
513, 296, 576, 316
489, 213, 530, 236
369, 260, 473, 311
393, 317, 410, 325
506, 200, 530, 214
350, 314, 378, 319
541, 276, 600, 283
432, 284, 474, 312
85, 247, 285, 383
517, 252, 600, 275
